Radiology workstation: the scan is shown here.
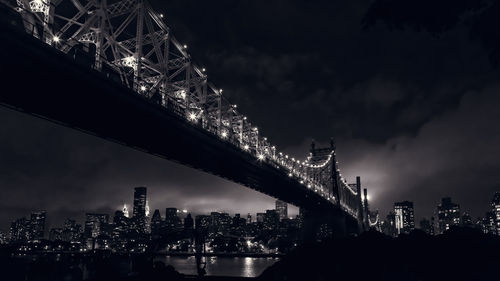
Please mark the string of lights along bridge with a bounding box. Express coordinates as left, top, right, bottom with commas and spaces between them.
5, 0, 360, 218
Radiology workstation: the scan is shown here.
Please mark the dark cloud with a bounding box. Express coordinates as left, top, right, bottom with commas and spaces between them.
2, 0, 500, 230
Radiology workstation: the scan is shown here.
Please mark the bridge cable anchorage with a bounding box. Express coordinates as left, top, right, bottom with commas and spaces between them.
5, 0, 362, 219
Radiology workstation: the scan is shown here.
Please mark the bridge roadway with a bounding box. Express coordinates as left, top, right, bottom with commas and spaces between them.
0, 5, 359, 234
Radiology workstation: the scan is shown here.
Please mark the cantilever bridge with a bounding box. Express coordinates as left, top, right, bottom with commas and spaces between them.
0, 0, 366, 236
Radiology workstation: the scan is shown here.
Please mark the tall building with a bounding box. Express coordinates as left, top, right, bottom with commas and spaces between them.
247, 213, 252, 224
184, 213, 194, 230
165, 208, 181, 232
491, 192, 500, 235
461, 212, 474, 228
30, 211, 47, 240
133, 187, 147, 233
482, 211, 496, 234
113, 210, 131, 239
10, 217, 31, 242
84, 213, 109, 238
436, 197, 461, 234
195, 215, 210, 234
150, 209, 163, 238
275, 200, 288, 220
145, 200, 151, 233
62, 219, 81, 242
394, 201, 415, 235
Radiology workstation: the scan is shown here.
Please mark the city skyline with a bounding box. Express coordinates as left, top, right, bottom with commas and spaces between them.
3, 183, 499, 237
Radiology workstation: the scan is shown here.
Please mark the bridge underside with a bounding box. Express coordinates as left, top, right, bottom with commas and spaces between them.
0, 6, 360, 236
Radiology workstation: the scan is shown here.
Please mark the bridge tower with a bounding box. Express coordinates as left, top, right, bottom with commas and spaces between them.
300, 139, 364, 241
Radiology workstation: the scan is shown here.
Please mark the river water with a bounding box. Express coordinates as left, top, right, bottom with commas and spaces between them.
157, 256, 280, 277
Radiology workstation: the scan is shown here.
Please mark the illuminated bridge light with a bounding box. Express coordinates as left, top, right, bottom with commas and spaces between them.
188, 112, 197, 121
52, 36, 60, 42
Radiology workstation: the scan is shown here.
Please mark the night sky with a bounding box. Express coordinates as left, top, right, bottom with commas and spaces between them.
2, 0, 500, 231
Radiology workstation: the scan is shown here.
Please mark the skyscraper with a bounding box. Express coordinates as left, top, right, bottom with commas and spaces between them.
30, 211, 46, 240
436, 197, 461, 234
84, 213, 109, 238
165, 208, 181, 232
10, 217, 31, 242
62, 219, 81, 242
133, 187, 147, 233
184, 213, 194, 230
394, 201, 415, 235
491, 192, 500, 235
275, 200, 288, 220
150, 209, 163, 238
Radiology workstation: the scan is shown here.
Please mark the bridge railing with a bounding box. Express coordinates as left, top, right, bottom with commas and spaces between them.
2, 0, 362, 218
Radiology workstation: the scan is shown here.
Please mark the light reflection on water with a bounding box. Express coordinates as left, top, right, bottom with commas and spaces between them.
159, 256, 279, 277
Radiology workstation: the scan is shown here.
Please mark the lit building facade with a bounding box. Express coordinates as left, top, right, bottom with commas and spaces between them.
133, 187, 147, 233
84, 213, 109, 238
394, 201, 415, 235
436, 197, 461, 234
491, 192, 500, 235
30, 211, 46, 240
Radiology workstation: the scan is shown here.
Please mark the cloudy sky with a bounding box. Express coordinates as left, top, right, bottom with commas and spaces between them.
2, 0, 500, 230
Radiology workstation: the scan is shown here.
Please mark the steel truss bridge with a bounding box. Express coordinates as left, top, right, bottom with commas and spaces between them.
0, 0, 365, 235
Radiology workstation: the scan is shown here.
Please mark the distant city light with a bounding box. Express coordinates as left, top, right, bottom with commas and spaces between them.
257, 154, 265, 161
52, 36, 60, 42
140, 85, 146, 92
243, 144, 249, 150
182, 209, 187, 213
